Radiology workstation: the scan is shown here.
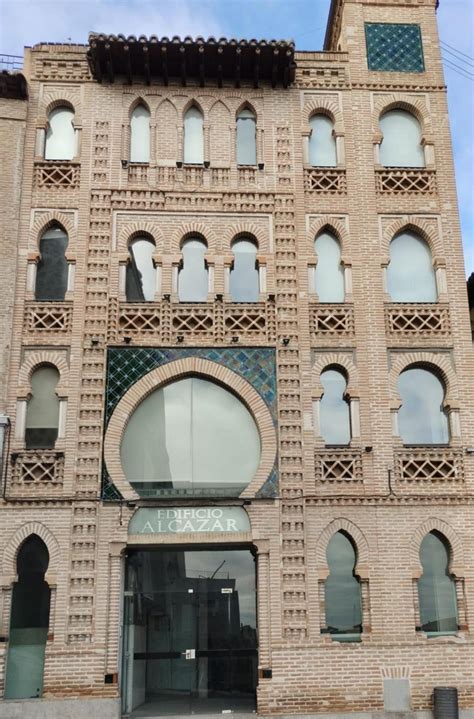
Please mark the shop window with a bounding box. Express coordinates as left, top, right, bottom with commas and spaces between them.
229, 238, 259, 302
320, 369, 351, 445
126, 237, 156, 301
25, 366, 60, 449
418, 531, 458, 635
35, 226, 69, 301
44, 106, 75, 161
380, 110, 425, 167
387, 231, 437, 302
178, 238, 208, 302
184, 106, 204, 164
236, 108, 257, 165
397, 367, 449, 445
314, 231, 344, 302
325, 531, 362, 640
120, 376, 261, 497
309, 114, 337, 167
130, 104, 150, 163
4, 535, 51, 699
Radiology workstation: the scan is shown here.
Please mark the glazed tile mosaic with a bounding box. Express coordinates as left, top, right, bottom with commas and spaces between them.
365, 23, 425, 73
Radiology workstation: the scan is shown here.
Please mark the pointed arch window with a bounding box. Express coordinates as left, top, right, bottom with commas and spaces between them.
236, 108, 257, 165
184, 106, 204, 164
178, 238, 208, 302
380, 109, 425, 167
397, 367, 449, 445
387, 231, 437, 302
44, 106, 75, 161
325, 531, 362, 640
126, 237, 156, 301
319, 369, 351, 445
25, 366, 60, 449
230, 238, 259, 302
35, 226, 69, 301
313, 231, 345, 302
309, 114, 337, 167
418, 532, 459, 635
130, 104, 151, 163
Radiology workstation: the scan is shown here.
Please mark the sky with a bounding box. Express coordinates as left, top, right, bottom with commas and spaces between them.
0, 0, 472, 276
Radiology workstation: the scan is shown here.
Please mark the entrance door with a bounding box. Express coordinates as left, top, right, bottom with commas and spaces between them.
122, 548, 257, 716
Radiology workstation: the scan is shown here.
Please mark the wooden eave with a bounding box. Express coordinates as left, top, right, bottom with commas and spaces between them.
0, 72, 28, 100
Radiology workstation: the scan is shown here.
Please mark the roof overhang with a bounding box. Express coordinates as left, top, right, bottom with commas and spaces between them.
0, 71, 27, 100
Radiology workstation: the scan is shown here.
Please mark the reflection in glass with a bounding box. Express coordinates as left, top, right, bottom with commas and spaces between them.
387, 232, 437, 302
398, 368, 449, 445
130, 104, 151, 163
309, 114, 337, 167
25, 366, 60, 449
184, 106, 204, 164
178, 238, 208, 302
236, 109, 257, 165
120, 377, 261, 497
319, 369, 351, 445
45, 107, 75, 161
380, 109, 425, 168
35, 226, 69, 301
325, 532, 362, 640
418, 532, 458, 635
314, 231, 344, 302
126, 238, 156, 301
230, 239, 259, 302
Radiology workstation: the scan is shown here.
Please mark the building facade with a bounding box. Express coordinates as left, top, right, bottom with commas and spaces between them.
0, 0, 473, 717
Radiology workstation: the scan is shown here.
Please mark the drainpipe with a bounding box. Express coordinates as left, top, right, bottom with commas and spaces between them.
0, 416, 11, 497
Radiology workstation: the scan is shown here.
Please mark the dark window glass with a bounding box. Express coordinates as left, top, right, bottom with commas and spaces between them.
398, 368, 449, 445
325, 532, 362, 640
25, 366, 60, 449
418, 532, 458, 635
229, 239, 259, 302
319, 369, 351, 445
35, 226, 69, 301
126, 238, 156, 301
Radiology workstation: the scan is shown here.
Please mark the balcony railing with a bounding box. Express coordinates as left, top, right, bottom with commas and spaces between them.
315, 448, 363, 484
10, 450, 64, 493
309, 303, 355, 339
24, 302, 73, 335
394, 448, 464, 485
304, 168, 347, 194
34, 161, 80, 189
385, 303, 451, 339
375, 168, 437, 195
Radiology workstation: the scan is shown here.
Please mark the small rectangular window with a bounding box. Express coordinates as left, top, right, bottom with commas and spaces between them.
365, 23, 425, 73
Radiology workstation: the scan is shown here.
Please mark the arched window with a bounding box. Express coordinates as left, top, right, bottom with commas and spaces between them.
184, 106, 204, 164
25, 366, 60, 449
126, 237, 156, 302
236, 108, 257, 165
35, 226, 69, 301
309, 114, 337, 167
4, 536, 51, 699
44, 106, 75, 161
314, 231, 344, 302
230, 238, 259, 302
379, 109, 425, 168
319, 369, 351, 445
178, 238, 208, 302
398, 367, 449, 445
325, 531, 362, 640
387, 231, 437, 302
418, 532, 458, 635
130, 104, 150, 163
121, 377, 261, 497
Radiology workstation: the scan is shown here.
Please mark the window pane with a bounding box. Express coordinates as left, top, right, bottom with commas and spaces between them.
319, 369, 351, 445
126, 238, 156, 301
418, 532, 458, 634
380, 110, 425, 167
309, 115, 337, 167
25, 366, 60, 449
44, 107, 75, 161
398, 368, 449, 445
184, 107, 204, 164
387, 232, 437, 302
314, 232, 345, 302
236, 109, 257, 165
35, 227, 69, 301
178, 239, 208, 302
130, 105, 150, 163
230, 239, 259, 302
325, 532, 362, 635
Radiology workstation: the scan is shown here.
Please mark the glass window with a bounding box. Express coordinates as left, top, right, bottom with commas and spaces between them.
319, 369, 351, 445
325, 532, 362, 639
418, 532, 458, 635
309, 114, 337, 167
314, 231, 345, 302
126, 237, 156, 302
35, 226, 69, 302
25, 366, 60, 449
398, 368, 449, 445
236, 108, 257, 165
380, 109, 425, 167
120, 377, 261, 497
184, 106, 204, 164
230, 239, 259, 302
387, 232, 437, 302
130, 104, 151, 163
178, 238, 208, 302
44, 106, 75, 161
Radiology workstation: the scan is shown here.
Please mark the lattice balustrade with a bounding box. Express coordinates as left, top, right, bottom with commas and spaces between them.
394, 449, 464, 484
315, 449, 363, 484
24, 302, 73, 334
385, 304, 451, 338
183, 166, 204, 185
211, 168, 230, 186
309, 304, 355, 338
238, 167, 257, 186
34, 161, 80, 189
304, 168, 347, 194
128, 164, 149, 184
156, 166, 177, 186
10, 451, 64, 487
224, 302, 276, 342
118, 304, 161, 335
171, 304, 214, 338
375, 168, 437, 195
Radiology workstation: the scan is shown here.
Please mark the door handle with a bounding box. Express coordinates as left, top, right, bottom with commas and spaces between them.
181, 649, 196, 660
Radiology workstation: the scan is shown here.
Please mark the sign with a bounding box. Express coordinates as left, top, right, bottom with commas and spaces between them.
129, 506, 250, 535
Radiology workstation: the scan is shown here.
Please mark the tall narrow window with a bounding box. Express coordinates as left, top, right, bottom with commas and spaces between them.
319, 369, 351, 445
398, 367, 449, 445
4, 536, 51, 699
178, 238, 208, 302
126, 237, 156, 301
130, 104, 151, 163
325, 532, 362, 640
184, 106, 204, 164
236, 108, 257, 165
25, 366, 60, 449
44, 106, 75, 161
314, 231, 344, 302
380, 109, 425, 167
230, 238, 259, 302
387, 231, 437, 303
309, 114, 337, 167
418, 532, 458, 635
35, 226, 69, 301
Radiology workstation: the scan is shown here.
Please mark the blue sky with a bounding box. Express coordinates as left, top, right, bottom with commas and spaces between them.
1, 0, 472, 275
